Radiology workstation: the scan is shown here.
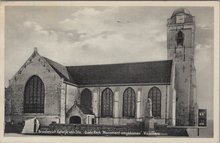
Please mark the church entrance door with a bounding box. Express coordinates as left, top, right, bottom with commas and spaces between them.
69, 116, 81, 124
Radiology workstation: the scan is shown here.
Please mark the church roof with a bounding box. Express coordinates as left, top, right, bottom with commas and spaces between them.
43, 57, 72, 82
44, 56, 172, 86
66, 60, 172, 85
67, 104, 93, 115
77, 104, 93, 114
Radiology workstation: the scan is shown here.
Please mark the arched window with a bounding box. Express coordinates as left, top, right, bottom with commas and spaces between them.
24, 75, 45, 113
80, 88, 92, 110
176, 30, 184, 46
101, 88, 114, 117
148, 87, 161, 118
123, 87, 136, 117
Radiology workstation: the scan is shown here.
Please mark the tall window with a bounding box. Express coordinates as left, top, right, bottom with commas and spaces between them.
148, 87, 161, 118
101, 88, 113, 117
24, 75, 45, 113
123, 87, 136, 117
176, 30, 184, 46
80, 88, 92, 110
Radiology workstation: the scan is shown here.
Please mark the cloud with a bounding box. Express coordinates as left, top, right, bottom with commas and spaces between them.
72, 8, 101, 17
197, 23, 213, 30
195, 43, 212, 50
59, 8, 109, 35
59, 7, 166, 41
23, 21, 49, 36
195, 43, 213, 74
19, 8, 167, 66
58, 8, 166, 57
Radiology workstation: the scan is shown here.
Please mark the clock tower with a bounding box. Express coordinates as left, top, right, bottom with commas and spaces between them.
167, 8, 198, 126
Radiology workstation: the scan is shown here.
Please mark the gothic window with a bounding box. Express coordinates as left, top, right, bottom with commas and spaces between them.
123, 87, 136, 117
176, 31, 184, 46
80, 88, 92, 110
148, 87, 161, 118
24, 75, 45, 113
101, 88, 114, 117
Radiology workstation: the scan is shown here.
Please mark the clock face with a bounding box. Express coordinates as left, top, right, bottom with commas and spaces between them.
176, 15, 185, 24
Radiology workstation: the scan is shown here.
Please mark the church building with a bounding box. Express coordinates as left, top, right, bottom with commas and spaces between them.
5, 8, 198, 129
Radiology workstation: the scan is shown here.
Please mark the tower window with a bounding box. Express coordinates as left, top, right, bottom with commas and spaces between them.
176, 31, 184, 46
24, 75, 45, 113
123, 87, 136, 117
101, 88, 114, 117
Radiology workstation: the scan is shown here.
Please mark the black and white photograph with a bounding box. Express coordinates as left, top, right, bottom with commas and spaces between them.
1, 1, 219, 142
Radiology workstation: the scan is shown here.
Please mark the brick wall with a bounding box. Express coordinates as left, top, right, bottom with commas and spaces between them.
6, 52, 63, 125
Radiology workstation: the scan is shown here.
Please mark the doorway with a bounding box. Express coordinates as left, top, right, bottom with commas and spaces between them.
69, 116, 81, 124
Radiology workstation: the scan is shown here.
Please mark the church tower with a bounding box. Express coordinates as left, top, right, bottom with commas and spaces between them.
167, 8, 197, 126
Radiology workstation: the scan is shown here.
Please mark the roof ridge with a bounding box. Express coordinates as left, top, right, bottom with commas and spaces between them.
66, 59, 172, 68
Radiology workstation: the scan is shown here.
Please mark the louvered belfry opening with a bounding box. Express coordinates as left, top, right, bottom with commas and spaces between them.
24, 75, 45, 113
176, 30, 184, 46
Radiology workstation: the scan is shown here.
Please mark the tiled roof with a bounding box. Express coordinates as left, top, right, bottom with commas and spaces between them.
44, 56, 172, 86
66, 60, 172, 85
43, 57, 72, 82
77, 104, 93, 114
67, 104, 93, 115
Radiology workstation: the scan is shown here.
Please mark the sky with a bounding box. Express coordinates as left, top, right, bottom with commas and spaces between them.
5, 6, 214, 119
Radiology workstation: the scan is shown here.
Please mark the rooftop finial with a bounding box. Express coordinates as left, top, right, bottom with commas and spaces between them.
74, 100, 77, 105
34, 47, 38, 52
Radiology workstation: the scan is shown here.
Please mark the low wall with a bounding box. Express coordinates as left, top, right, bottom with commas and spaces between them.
38, 123, 143, 136
5, 122, 24, 133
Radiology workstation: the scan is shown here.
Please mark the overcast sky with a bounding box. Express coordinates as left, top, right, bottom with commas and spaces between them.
5, 6, 214, 119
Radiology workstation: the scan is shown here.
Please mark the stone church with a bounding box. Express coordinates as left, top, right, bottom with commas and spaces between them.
5, 8, 198, 128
